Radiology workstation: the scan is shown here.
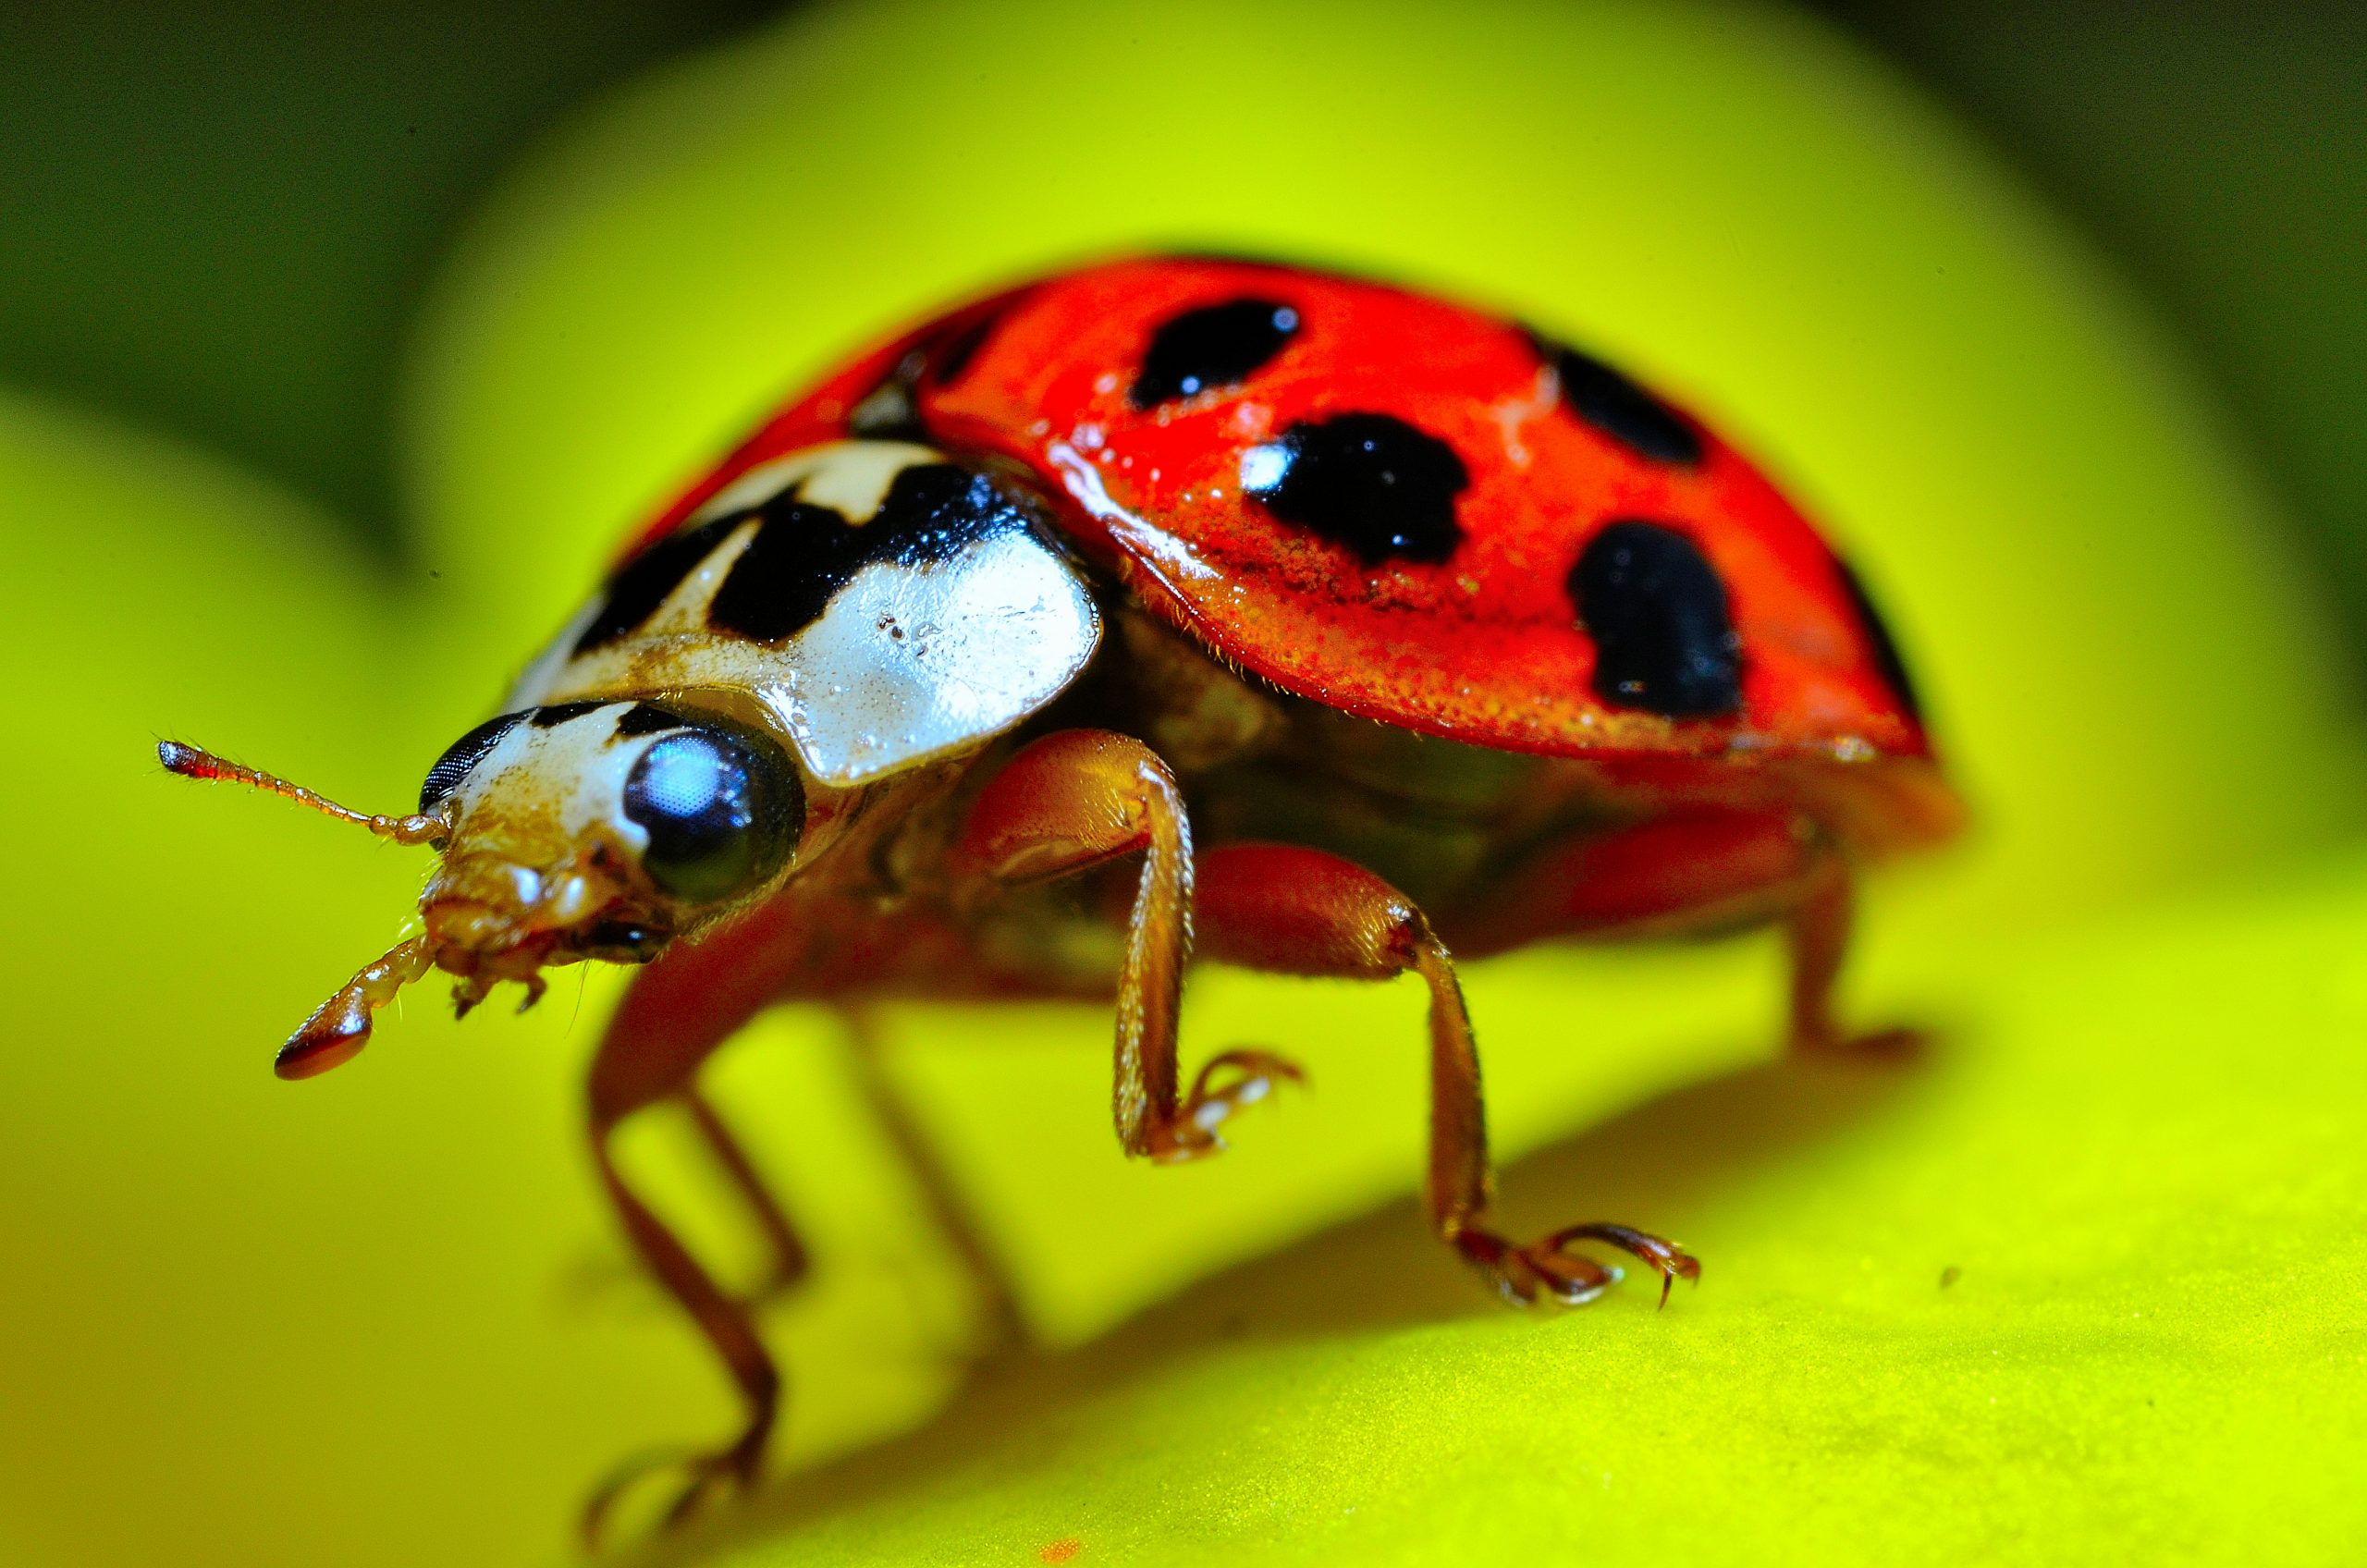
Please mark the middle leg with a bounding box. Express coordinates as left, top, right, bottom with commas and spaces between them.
1194, 842, 1699, 1307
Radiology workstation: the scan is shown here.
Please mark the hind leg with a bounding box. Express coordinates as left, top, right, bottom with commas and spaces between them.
1450, 806, 1901, 1058
1778, 852, 1919, 1057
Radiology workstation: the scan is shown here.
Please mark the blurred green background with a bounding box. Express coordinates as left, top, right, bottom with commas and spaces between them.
7, 1, 2361, 628
2, 3, 2362, 1566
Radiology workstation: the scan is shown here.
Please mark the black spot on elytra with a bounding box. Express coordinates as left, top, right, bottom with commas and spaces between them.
613, 702, 690, 739
707, 461, 1036, 644
572, 514, 742, 655
1571, 521, 1741, 717
418, 710, 526, 812
1244, 412, 1468, 564
1832, 557, 1923, 723
1527, 332, 1703, 467
1130, 298, 1299, 406
530, 700, 608, 729
929, 312, 1000, 386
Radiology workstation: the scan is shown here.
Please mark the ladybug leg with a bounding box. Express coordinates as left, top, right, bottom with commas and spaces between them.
578, 892, 1053, 1540
1446, 808, 1906, 1058
1193, 842, 1699, 1310
839, 1005, 1030, 1353
575, 900, 829, 1544
681, 1086, 811, 1303
950, 728, 1300, 1160
582, 1109, 780, 1544
1781, 851, 1919, 1057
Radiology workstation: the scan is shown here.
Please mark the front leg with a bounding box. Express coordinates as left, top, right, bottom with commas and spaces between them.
579, 888, 1044, 1541
950, 728, 1290, 1160
579, 899, 820, 1543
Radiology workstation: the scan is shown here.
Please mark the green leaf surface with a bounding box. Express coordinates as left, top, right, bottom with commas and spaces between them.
626, 865, 2367, 1567
4, 2, 2363, 1565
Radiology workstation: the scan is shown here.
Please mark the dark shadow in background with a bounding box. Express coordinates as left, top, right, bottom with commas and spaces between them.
1812, 0, 2367, 669
0, 2, 779, 558
616, 1043, 1933, 1565
2, 2, 2359, 651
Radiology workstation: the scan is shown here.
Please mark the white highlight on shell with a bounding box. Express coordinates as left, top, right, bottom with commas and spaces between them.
1237, 442, 1290, 493
1488, 364, 1559, 470
1047, 439, 1217, 584
759, 529, 1099, 781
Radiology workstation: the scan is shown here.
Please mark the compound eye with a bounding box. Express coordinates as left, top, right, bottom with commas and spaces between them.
418, 710, 527, 812
620, 725, 802, 904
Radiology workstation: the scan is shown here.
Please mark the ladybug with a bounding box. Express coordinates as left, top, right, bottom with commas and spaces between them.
164, 256, 1961, 1530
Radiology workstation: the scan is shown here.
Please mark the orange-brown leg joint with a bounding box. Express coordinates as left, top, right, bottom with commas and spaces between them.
951, 729, 1195, 1157
1195, 844, 1486, 1233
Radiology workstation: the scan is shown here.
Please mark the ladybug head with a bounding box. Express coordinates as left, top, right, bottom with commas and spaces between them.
159, 698, 813, 1079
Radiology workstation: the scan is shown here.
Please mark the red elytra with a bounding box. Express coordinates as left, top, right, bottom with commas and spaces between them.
644, 256, 1929, 780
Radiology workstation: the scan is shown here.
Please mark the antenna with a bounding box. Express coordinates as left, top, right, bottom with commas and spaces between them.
158, 741, 450, 848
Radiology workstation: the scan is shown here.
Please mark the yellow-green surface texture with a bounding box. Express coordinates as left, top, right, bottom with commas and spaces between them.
622, 864, 2367, 1568
2, 1, 2362, 1564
